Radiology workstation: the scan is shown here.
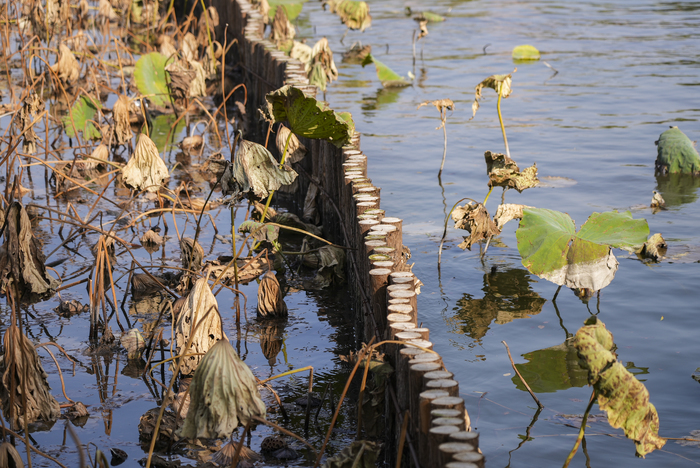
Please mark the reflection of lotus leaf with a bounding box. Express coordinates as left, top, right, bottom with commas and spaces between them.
655, 173, 700, 207
513, 341, 588, 393
452, 268, 545, 341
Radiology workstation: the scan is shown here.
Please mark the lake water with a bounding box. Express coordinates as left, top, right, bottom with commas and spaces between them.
3, 0, 700, 466
302, 0, 700, 466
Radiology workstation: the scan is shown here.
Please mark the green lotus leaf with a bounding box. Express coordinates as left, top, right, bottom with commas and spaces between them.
149, 113, 187, 153
309, 62, 328, 90
63, 95, 102, 140
573, 317, 665, 457
361, 53, 411, 88
655, 126, 700, 175
134, 52, 171, 107
221, 138, 298, 200
268, 0, 306, 20
516, 208, 649, 291
416, 11, 445, 22
327, 0, 372, 31
262, 85, 353, 147
512, 44, 541, 61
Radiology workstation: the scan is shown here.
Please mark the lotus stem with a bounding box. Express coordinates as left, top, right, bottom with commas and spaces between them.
438, 117, 448, 177
502, 341, 543, 409
563, 389, 596, 468
438, 197, 474, 267
497, 84, 510, 159
482, 186, 494, 205
259, 130, 294, 227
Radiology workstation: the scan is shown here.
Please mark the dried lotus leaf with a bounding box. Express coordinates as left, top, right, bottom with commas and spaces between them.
493, 203, 532, 230
179, 338, 266, 439
111, 95, 133, 146
182, 33, 199, 63
121, 328, 146, 359
484, 151, 538, 192
0, 441, 24, 468
16, 92, 44, 154
175, 278, 224, 376
0, 324, 61, 429
451, 202, 500, 251
98, 0, 118, 21
472, 70, 515, 119
50, 43, 81, 86
0, 202, 57, 299
122, 134, 169, 192
276, 124, 306, 163
256, 270, 287, 318
197, 7, 220, 47
303, 183, 319, 224
180, 135, 204, 156
270, 5, 295, 47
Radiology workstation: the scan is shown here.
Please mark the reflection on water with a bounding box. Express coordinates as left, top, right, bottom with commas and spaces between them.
451, 267, 546, 341
513, 340, 588, 393
655, 173, 700, 207
361, 87, 406, 113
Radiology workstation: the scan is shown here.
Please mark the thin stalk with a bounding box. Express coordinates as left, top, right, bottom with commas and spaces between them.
482, 186, 494, 205
438, 117, 447, 177
259, 130, 294, 224
497, 84, 510, 159
563, 389, 597, 468
438, 197, 475, 266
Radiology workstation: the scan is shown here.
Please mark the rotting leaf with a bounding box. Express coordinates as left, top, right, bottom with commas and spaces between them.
655, 126, 700, 176
121, 134, 169, 192
303, 183, 319, 224
484, 151, 539, 192
179, 338, 266, 439
16, 92, 44, 154
239, 220, 279, 244
302, 245, 346, 288
471, 69, 515, 119
516, 208, 649, 291
276, 124, 307, 163
451, 201, 501, 251
0, 202, 58, 299
417, 98, 454, 130
650, 190, 665, 209
342, 42, 371, 64
256, 270, 288, 318
221, 138, 298, 201
270, 4, 295, 48
175, 278, 225, 376
121, 328, 146, 360
63, 95, 102, 141
0, 441, 24, 467
109, 94, 133, 146
261, 85, 353, 147
321, 440, 381, 468
416, 19, 429, 40
326, 0, 372, 31
0, 324, 61, 429
636, 233, 667, 262
361, 53, 411, 88
308, 37, 338, 91
573, 317, 665, 457
179, 237, 204, 291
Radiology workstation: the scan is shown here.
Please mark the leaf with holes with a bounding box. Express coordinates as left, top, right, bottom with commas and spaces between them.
516, 208, 649, 291
134, 52, 171, 107
262, 85, 352, 147
63, 95, 102, 140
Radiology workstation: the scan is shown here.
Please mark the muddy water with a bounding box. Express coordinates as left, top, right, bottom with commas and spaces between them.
298, 0, 700, 466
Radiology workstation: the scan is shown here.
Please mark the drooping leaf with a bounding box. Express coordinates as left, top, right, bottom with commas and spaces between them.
512, 44, 540, 61
573, 317, 665, 457
221, 138, 298, 200
239, 220, 280, 244
63, 95, 102, 140
121, 134, 169, 192
261, 85, 352, 147
342, 42, 371, 64
179, 338, 266, 439
516, 208, 649, 291
654, 126, 700, 175
134, 52, 171, 107
513, 340, 588, 393
267, 0, 306, 21
361, 53, 411, 88
308, 37, 338, 91
471, 70, 515, 119
452, 202, 501, 250
256, 270, 287, 317
270, 3, 295, 47
484, 151, 539, 192
636, 233, 667, 261
290, 40, 313, 65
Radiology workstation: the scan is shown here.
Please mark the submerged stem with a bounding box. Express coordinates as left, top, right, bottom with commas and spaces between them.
563, 389, 596, 468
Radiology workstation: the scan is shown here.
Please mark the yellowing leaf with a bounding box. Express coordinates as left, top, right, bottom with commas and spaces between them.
573, 317, 666, 457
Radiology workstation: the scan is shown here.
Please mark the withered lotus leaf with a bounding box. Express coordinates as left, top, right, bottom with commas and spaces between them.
175, 278, 224, 376
121, 328, 146, 360
0, 324, 61, 429
221, 138, 297, 201
0, 202, 57, 298
452, 202, 501, 251
276, 124, 306, 164
484, 151, 539, 192
17, 92, 44, 154
472, 70, 515, 119
122, 134, 169, 192
111, 95, 133, 146
257, 270, 288, 318
50, 43, 81, 86
179, 338, 266, 439
493, 203, 532, 230
0, 441, 24, 467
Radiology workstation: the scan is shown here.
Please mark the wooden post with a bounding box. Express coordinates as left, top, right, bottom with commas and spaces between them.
428, 425, 460, 466
449, 431, 479, 450
369, 268, 391, 337
426, 379, 460, 397
418, 389, 450, 467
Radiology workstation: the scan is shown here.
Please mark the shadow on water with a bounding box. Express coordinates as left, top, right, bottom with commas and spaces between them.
451, 267, 546, 341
